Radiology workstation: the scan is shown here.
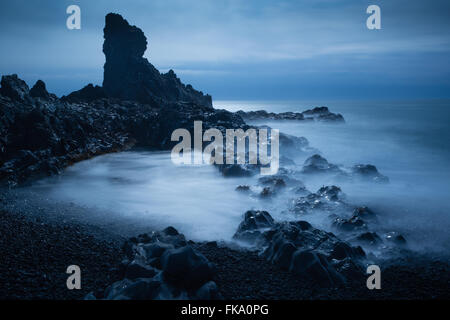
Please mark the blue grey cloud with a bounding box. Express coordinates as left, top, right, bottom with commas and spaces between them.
0, 0, 449, 99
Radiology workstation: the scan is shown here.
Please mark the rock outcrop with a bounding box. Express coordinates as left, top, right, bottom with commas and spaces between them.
29, 80, 56, 100
0, 79, 245, 186
233, 211, 365, 286
302, 154, 340, 174
351, 164, 389, 183
86, 227, 221, 300
0, 13, 245, 186
0, 74, 31, 102
236, 106, 344, 122
61, 84, 107, 103
102, 13, 212, 107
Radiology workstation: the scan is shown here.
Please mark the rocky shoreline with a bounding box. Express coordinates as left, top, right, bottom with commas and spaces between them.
1, 13, 449, 300
236, 107, 345, 122
0, 200, 448, 300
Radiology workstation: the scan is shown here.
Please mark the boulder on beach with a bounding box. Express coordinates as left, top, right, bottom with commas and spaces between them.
87, 226, 221, 300
233, 211, 365, 287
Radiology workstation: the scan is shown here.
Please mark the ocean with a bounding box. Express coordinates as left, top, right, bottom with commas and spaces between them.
29, 99, 450, 254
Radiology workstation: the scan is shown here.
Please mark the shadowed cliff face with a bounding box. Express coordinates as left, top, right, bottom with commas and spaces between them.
102, 13, 212, 107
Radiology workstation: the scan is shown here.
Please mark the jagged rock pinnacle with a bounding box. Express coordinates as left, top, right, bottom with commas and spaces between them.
102, 13, 212, 107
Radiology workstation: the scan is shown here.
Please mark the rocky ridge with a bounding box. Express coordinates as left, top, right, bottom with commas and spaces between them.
236, 106, 345, 122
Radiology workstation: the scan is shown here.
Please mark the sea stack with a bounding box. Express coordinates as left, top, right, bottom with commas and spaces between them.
102, 13, 212, 107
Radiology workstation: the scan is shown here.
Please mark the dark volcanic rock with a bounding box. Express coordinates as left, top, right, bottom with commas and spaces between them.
302, 106, 345, 122
217, 163, 257, 177
351, 164, 389, 183
289, 250, 344, 286
0, 74, 30, 102
302, 154, 340, 174
333, 216, 367, 232
102, 13, 212, 107
355, 232, 383, 246
258, 176, 286, 189
236, 106, 344, 122
233, 211, 365, 287
235, 185, 250, 192
88, 227, 220, 300
0, 72, 247, 186
385, 232, 407, 245
233, 210, 275, 243
236, 110, 305, 121
29, 80, 56, 100
61, 84, 107, 103
290, 185, 348, 215
352, 206, 377, 221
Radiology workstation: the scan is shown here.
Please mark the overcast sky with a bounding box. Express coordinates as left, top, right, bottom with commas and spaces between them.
0, 0, 449, 100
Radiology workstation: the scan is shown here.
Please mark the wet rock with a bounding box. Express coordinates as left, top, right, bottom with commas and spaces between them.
289, 250, 345, 286
124, 260, 157, 280
279, 133, 311, 156
302, 106, 345, 122
234, 211, 365, 286
140, 242, 174, 261
385, 232, 407, 245
258, 176, 286, 189
0, 74, 30, 102
290, 185, 347, 215
217, 164, 257, 177
103, 278, 162, 300
267, 241, 297, 269
30, 80, 55, 100
317, 185, 343, 201
234, 210, 275, 243
236, 106, 344, 123
161, 245, 215, 289
302, 154, 340, 174
260, 187, 273, 197
88, 227, 220, 300
351, 164, 389, 183
331, 257, 365, 281
195, 281, 221, 300
235, 185, 250, 192
333, 216, 367, 232
329, 242, 365, 261
236, 110, 305, 121
205, 241, 218, 248
353, 206, 377, 220
61, 84, 107, 103
355, 232, 382, 246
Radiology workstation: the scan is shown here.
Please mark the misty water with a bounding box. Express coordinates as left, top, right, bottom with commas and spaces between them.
30, 100, 450, 254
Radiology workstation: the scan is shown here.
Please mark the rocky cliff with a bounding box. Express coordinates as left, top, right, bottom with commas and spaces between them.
102, 13, 212, 107
0, 13, 241, 186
